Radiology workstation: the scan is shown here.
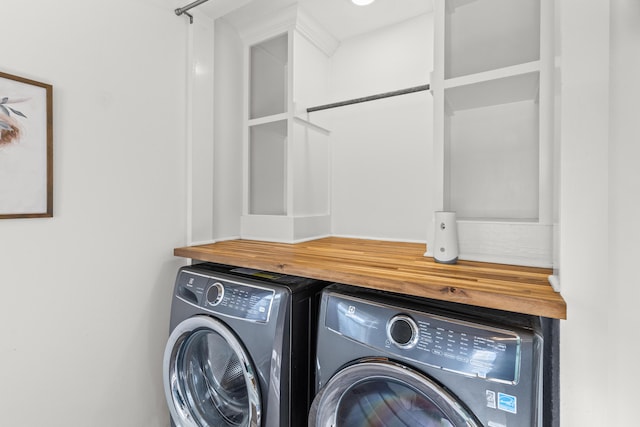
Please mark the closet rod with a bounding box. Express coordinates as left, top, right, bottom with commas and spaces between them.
175, 0, 211, 24
306, 84, 430, 113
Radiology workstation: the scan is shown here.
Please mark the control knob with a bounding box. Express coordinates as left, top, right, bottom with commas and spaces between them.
206, 282, 225, 306
387, 315, 419, 349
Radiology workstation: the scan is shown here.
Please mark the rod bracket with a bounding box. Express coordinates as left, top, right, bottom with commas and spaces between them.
175, 9, 194, 24
175, 0, 211, 24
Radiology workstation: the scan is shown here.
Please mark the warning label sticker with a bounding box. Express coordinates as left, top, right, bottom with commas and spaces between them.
486, 390, 496, 409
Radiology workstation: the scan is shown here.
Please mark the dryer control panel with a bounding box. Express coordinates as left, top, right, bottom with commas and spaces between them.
324, 293, 522, 384
176, 270, 275, 323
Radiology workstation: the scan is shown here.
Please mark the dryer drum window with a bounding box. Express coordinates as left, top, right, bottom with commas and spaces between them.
164, 316, 261, 427
310, 359, 480, 427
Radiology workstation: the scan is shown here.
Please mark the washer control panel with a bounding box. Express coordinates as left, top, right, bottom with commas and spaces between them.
325, 293, 522, 384
176, 270, 275, 323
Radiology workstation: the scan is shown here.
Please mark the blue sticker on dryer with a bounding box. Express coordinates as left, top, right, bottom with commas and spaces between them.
497, 392, 517, 414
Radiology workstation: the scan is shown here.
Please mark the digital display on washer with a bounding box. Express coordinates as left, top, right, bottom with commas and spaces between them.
324, 294, 521, 384
177, 272, 275, 323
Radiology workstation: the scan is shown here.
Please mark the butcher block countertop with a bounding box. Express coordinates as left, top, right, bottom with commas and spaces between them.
174, 237, 566, 319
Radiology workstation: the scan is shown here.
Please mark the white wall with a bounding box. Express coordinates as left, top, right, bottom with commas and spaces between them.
0, 1, 187, 425
213, 18, 244, 240
608, 1, 640, 424
189, 12, 216, 245
321, 14, 434, 242
559, 0, 640, 425
558, 0, 610, 423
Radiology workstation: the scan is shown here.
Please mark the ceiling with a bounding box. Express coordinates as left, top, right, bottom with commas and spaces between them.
298, 0, 433, 40
196, 0, 433, 41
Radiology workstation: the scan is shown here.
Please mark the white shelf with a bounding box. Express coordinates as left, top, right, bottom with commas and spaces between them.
292, 115, 330, 135
445, 69, 539, 111
248, 112, 289, 127
444, 60, 540, 90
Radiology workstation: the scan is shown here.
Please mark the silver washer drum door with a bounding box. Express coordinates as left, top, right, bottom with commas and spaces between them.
163, 315, 261, 427
309, 359, 480, 427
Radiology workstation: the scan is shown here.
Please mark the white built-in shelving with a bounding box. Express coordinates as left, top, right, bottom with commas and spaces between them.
431, 0, 555, 267
239, 6, 334, 243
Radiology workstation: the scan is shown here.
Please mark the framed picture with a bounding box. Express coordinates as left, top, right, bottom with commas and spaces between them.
0, 71, 53, 219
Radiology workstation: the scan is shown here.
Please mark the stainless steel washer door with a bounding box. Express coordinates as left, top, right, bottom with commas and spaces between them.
163, 316, 261, 427
309, 359, 480, 427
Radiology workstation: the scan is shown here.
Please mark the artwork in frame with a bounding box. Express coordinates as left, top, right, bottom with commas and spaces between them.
0, 71, 53, 219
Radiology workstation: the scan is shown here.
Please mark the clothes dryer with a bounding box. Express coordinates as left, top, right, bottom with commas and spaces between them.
310, 284, 544, 427
163, 262, 327, 427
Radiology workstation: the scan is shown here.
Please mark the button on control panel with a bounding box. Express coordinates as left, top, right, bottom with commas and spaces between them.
177, 271, 275, 323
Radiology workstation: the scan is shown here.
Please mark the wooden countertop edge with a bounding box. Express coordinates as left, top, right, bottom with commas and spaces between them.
174, 239, 566, 319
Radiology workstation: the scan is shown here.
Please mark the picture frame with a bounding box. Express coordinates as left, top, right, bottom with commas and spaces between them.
0, 71, 53, 219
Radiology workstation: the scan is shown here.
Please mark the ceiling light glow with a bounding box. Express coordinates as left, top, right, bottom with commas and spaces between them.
352, 0, 375, 6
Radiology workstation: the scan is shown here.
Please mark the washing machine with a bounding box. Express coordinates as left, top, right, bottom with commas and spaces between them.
163, 262, 328, 427
309, 284, 544, 427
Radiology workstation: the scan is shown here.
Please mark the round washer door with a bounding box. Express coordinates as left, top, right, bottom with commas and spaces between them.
163, 315, 261, 427
309, 359, 480, 427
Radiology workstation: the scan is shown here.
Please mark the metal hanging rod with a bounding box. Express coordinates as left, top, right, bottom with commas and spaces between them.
175, 0, 211, 24
307, 84, 430, 113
